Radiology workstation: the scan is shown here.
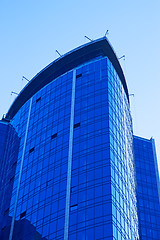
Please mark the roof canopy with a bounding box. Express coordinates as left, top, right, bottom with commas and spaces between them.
6, 37, 129, 120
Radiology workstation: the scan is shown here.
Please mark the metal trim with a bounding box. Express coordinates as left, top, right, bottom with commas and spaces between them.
64, 69, 76, 240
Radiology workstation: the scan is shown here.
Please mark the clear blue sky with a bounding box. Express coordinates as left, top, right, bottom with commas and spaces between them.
0, 0, 160, 169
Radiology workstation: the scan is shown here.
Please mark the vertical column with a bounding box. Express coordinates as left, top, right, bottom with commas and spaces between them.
64, 69, 76, 240
9, 98, 33, 240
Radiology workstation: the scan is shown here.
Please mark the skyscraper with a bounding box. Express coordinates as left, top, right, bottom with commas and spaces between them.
133, 136, 160, 239
0, 37, 159, 240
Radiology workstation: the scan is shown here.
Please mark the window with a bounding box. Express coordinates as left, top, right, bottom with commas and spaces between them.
20, 211, 26, 219
36, 97, 41, 103
51, 133, 57, 139
29, 147, 35, 154
10, 176, 14, 182
74, 123, 80, 128
12, 161, 17, 167
76, 73, 82, 78
1, 226, 6, 231
4, 208, 9, 215
70, 204, 78, 211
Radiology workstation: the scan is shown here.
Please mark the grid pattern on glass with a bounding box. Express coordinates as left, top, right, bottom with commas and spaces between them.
6, 55, 139, 240
0, 122, 20, 238
68, 58, 139, 240
9, 71, 73, 239
69, 58, 112, 240
134, 136, 160, 240
108, 59, 138, 240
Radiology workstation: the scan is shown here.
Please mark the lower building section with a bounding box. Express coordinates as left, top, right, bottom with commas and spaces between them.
133, 136, 160, 240
0, 217, 47, 240
0, 121, 20, 234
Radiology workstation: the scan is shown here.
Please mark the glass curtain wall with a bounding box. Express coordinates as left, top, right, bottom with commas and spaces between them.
6, 56, 139, 239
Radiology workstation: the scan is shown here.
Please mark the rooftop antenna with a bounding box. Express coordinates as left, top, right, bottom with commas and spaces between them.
56, 50, 62, 57
84, 36, 93, 42
118, 55, 125, 60
11, 91, 18, 96
105, 30, 109, 36
22, 76, 30, 82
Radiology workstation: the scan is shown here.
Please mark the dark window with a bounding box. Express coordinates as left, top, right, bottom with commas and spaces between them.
20, 211, 26, 219
4, 208, 9, 215
12, 161, 17, 167
36, 97, 41, 103
76, 73, 82, 78
70, 204, 78, 211
2, 226, 6, 231
51, 133, 57, 139
74, 123, 80, 128
29, 147, 35, 154
10, 176, 14, 182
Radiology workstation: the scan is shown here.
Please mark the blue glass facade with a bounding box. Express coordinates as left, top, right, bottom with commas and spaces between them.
4, 55, 138, 240
133, 136, 160, 240
0, 37, 158, 239
0, 121, 20, 238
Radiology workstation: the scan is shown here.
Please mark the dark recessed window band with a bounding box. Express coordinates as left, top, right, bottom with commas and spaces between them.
36, 97, 41, 103
51, 133, 57, 139
20, 211, 26, 219
12, 161, 17, 167
4, 208, 9, 215
70, 204, 78, 211
76, 73, 82, 78
10, 176, 14, 182
29, 147, 35, 154
74, 122, 80, 128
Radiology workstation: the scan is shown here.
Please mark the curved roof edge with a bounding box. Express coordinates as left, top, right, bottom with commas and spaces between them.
6, 37, 129, 120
